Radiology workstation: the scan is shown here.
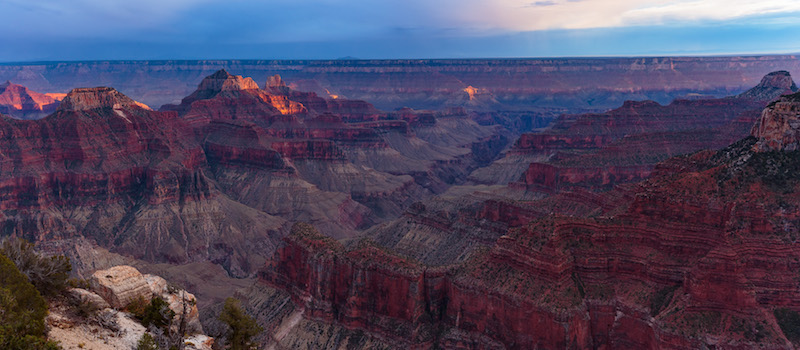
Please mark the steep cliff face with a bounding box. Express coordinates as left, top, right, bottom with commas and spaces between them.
161, 69, 306, 129
258, 94, 800, 348
752, 91, 800, 151
0, 87, 287, 277
161, 70, 507, 231
0, 81, 60, 119
266, 74, 382, 121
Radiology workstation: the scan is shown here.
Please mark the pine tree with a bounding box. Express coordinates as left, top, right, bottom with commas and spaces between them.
218, 298, 263, 350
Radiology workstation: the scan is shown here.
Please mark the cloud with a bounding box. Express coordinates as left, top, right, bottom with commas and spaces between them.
3, 0, 800, 40
1, 0, 800, 61
485, 0, 800, 31
527, 1, 558, 7
621, 0, 800, 25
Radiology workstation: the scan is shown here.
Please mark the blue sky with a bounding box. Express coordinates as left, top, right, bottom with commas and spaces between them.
2, 0, 800, 61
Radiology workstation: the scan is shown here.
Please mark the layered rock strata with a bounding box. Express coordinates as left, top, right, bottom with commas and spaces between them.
259, 95, 800, 348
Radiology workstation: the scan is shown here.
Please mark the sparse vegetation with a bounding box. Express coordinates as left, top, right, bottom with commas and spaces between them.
218, 298, 263, 350
137, 296, 176, 330
67, 278, 91, 290
72, 295, 100, 318
0, 238, 71, 296
0, 253, 61, 349
136, 333, 158, 350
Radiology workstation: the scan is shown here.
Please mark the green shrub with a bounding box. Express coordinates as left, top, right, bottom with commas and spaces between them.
0, 253, 60, 349
67, 278, 91, 290
72, 296, 100, 319
126, 295, 148, 318
219, 298, 263, 350
0, 238, 71, 296
136, 296, 175, 330
136, 333, 158, 350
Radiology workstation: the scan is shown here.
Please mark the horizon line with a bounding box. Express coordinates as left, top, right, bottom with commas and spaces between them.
2, 52, 799, 65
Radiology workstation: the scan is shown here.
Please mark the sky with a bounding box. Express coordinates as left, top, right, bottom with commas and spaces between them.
2, 0, 800, 61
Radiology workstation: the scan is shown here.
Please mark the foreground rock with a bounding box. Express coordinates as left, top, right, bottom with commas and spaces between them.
90, 265, 152, 309
50, 265, 211, 349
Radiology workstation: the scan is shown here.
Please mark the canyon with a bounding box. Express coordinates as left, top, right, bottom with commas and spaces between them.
1, 58, 799, 348
2, 56, 800, 113
258, 89, 800, 349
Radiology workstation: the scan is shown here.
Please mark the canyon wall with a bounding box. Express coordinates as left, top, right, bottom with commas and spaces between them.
1, 56, 799, 110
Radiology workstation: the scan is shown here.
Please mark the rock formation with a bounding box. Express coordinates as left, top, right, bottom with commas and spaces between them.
471, 72, 793, 188
163, 70, 506, 231
258, 79, 800, 349
0, 85, 287, 276
4, 62, 800, 349
90, 265, 203, 333
57, 86, 146, 111
2, 56, 799, 111
90, 265, 153, 309
752, 91, 800, 151
0, 81, 60, 119
50, 265, 212, 350
736, 70, 798, 101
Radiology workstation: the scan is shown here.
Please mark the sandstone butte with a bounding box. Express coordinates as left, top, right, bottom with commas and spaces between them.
258, 85, 800, 348
0, 80, 60, 119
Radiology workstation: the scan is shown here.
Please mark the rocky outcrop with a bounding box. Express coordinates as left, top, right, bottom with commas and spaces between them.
90, 265, 153, 309
50, 265, 212, 349
67, 287, 111, 309
196, 69, 260, 94
89, 265, 204, 333
265, 74, 288, 93
0, 81, 60, 119
144, 274, 204, 334
752, 91, 800, 151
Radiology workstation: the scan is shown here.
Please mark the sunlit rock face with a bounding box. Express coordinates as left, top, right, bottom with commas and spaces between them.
0, 81, 60, 119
